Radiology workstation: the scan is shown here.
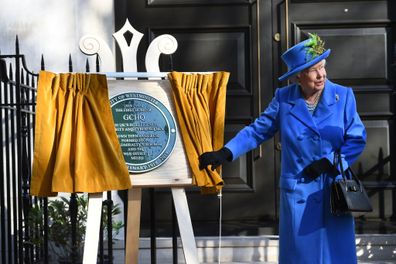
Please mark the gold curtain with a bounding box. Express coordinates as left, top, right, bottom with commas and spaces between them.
30, 71, 131, 197
168, 71, 229, 193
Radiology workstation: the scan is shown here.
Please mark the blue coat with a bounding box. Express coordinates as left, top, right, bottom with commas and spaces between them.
225, 80, 366, 264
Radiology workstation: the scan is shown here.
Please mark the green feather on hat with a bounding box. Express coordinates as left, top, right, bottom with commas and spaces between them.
304, 33, 326, 60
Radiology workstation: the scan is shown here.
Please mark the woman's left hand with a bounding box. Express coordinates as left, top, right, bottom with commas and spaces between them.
303, 158, 338, 179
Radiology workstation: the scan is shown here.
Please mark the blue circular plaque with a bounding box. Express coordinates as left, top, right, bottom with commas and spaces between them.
110, 92, 177, 173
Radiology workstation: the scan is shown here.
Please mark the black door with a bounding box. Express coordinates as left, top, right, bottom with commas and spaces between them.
114, 0, 280, 236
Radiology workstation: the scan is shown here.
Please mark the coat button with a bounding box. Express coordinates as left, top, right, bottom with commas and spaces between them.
297, 135, 304, 141
312, 135, 319, 141
275, 142, 282, 151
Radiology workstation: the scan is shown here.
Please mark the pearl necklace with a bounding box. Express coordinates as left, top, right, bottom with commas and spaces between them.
305, 90, 322, 113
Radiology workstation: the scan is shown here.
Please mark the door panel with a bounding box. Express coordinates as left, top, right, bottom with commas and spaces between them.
151, 28, 252, 94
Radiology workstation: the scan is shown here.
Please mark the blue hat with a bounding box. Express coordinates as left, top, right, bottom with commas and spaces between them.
278, 34, 331, 81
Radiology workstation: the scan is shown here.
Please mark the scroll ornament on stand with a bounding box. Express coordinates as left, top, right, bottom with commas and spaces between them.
78, 18, 178, 72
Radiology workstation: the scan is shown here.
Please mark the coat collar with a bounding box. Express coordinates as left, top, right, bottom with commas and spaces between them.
287, 79, 337, 135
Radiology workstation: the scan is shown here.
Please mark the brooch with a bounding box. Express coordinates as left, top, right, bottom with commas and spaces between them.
335, 94, 339, 102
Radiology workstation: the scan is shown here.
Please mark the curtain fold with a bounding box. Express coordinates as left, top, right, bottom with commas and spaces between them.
30, 71, 131, 197
168, 71, 229, 193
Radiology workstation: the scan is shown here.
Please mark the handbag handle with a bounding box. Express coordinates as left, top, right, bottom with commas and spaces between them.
336, 151, 346, 179
335, 151, 364, 192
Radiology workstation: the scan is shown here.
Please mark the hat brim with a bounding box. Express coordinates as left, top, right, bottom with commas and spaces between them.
278, 49, 331, 81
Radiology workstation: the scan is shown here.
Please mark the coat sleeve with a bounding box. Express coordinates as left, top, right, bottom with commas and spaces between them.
325, 87, 366, 168
225, 89, 280, 161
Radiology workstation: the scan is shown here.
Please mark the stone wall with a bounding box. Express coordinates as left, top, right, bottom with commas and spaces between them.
0, 0, 114, 72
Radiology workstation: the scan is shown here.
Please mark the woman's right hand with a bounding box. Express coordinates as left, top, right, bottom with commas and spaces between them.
199, 147, 233, 171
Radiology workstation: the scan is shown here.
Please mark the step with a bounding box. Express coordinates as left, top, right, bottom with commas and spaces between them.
109, 235, 396, 263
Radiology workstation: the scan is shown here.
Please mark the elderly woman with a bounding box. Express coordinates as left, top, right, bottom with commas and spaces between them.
199, 34, 366, 264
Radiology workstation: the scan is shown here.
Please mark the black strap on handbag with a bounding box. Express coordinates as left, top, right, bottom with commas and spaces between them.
330, 151, 373, 215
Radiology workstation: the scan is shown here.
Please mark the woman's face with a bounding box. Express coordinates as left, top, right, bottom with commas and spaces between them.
298, 60, 327, 94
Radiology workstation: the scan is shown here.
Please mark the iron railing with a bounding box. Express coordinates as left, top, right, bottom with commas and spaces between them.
0, 37, 118, 264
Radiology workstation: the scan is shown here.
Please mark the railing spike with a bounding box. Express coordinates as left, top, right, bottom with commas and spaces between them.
96, 54, 100, 72
16, 35, 20, 54
69, 54, 73, 72
86, 58, 90, 73
41, 55, 45, 70
9, 63, 13, 81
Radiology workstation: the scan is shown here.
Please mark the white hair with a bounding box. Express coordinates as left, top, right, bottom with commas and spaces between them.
295, 59, 327, 79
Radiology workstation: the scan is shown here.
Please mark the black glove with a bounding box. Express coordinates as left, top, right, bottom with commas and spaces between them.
303, 158, 338, 180
199, 147, 233, 171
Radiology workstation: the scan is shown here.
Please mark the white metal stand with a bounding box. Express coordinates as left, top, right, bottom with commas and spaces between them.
123, 187, 199, 264
171, 188, 199, 264
83, 188, 199, 264
82, 193, 104, 264
125, 188, 142, 264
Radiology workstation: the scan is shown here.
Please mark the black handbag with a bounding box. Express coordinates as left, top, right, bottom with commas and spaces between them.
330, 152, 373, 215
